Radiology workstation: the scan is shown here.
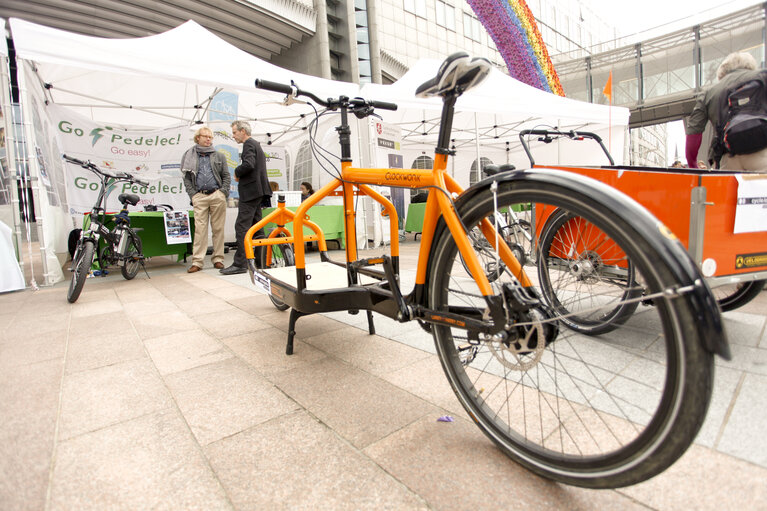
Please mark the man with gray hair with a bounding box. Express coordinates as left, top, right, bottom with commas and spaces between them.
686, 52, 767, 170
220, 120, 272, 275
181, 126, 230, 273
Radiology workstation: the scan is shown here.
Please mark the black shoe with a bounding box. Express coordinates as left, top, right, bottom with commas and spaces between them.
220, 264, 247, 275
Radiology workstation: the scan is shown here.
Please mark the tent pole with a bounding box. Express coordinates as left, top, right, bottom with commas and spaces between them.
0, 47, 25, 266
17, 61, 60, 287
358, 115, 371, 248
474, 113, 481, 183
195, 87, 222, 124
39, 85, 197, 123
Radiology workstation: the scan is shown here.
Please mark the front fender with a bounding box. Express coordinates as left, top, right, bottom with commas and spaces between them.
427, 167, 730, 360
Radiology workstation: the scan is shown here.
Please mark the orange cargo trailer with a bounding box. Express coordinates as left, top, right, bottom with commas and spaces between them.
520, 129, 767, 310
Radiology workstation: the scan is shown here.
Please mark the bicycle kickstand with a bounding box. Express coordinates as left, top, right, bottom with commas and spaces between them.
139, 256, 151, 279
286, 308, 310, 355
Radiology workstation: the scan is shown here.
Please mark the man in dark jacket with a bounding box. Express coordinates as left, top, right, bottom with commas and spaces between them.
220, 120, 273, 275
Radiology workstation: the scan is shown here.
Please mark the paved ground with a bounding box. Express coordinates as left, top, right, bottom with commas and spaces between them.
2, 238, 766, 510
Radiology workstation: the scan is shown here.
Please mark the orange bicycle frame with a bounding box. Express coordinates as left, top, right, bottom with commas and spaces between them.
244, 151, 531, 295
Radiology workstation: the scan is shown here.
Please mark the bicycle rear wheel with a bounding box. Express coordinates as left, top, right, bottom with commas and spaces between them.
714, 279, 765, 311
427, 179, 713, 488
120, 231, 142, 280
537, 209, 640, 335
259, 237, 294, 311
67, 239, 95, 303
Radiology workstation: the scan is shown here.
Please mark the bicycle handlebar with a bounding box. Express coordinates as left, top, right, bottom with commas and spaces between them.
517, 129, 615, 166
63, 154, 150, 186
254, 79, 295, 96
254, 79, 398, 112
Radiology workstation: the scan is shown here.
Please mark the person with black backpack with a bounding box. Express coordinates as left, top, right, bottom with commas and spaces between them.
685, 52, 767, 171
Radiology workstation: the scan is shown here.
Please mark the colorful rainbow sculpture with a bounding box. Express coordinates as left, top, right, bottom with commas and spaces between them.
467, 0, 565, 96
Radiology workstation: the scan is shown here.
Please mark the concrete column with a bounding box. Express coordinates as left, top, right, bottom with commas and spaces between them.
314, 0, 332, 79
344, 0, 361, 83
366, 0, 382, 84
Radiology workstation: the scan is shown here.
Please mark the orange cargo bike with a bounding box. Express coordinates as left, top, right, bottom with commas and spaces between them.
239, 53, 730, 489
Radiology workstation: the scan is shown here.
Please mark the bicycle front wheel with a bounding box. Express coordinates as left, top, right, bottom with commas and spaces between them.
259, 237, 295, 311
427, 179, 713, 488
67, 239, 95, 303
121, 231, 142, 280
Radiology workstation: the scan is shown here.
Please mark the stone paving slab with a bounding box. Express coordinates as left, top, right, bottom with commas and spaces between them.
716, 372, 767, 467
49, 409, 233, 511
205, 410, 429, 510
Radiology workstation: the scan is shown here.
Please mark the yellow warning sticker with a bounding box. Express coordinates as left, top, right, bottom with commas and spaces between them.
735, 252, 767, 269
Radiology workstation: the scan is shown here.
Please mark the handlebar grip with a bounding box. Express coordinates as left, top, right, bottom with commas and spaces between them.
255, 79, 294, 95
121, 172, 149, 187
370, 100, 398, 111
63, 154, 86, 165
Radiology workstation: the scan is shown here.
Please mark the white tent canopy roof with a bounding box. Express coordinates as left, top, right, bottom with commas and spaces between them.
8, 17, 358, 132
362, 59, 628, 154
364, 58, 624, 121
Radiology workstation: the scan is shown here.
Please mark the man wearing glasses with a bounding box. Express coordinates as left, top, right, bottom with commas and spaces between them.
181, 126, 230, 273
221, 120, 273, 275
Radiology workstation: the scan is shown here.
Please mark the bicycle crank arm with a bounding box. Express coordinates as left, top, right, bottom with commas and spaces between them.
413, 300, 505, 336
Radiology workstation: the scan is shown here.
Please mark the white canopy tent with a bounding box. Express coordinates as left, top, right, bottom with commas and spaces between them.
8, 17, 362, 285
7, 17, 629, 285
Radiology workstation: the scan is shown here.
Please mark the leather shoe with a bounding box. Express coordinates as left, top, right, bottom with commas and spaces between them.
213, 262, 224, 269
220, 264, 247, 275
187, 265, 201, 273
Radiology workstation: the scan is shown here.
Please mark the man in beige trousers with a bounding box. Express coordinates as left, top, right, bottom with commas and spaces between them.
180, 126, 231, 272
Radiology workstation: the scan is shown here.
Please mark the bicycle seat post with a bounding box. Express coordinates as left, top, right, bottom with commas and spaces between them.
436, 92, 459, 155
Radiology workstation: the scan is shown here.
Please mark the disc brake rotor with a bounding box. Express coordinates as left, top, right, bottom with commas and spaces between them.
487, 308, 546, 371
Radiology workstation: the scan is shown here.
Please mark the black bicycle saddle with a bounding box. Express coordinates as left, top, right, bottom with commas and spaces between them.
415, 52, 493, 98
118, 193, 140, 206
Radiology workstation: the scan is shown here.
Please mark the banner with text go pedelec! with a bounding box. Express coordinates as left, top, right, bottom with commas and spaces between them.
49, 104, 194, 214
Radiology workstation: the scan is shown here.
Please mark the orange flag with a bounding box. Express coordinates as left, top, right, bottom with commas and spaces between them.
603, 71, 613, 155
603, 71, 613, 104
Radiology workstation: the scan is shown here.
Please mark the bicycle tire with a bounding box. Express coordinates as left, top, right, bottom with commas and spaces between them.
714, 280, 765, 311
537, 209, 640, 335
120, 231, 142, 280
67, 239, 95, 303
259, 236, 294, 311
427, 179, 713, 488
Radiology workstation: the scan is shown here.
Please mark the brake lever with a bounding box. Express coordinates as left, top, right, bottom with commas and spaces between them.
354, 106, 374, 119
